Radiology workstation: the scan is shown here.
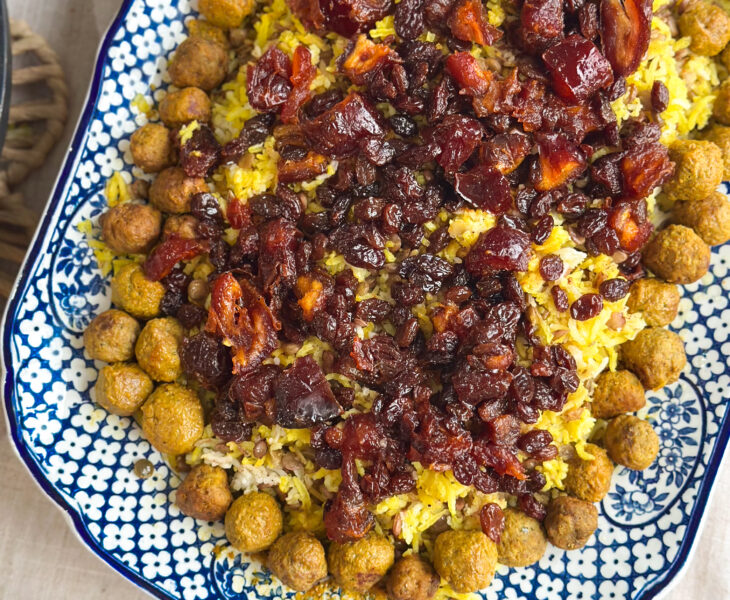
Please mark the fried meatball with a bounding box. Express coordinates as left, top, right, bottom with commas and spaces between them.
433, 530, 497, 594
159, 88, 212, 128
703, 124, 730, 180
168, 37, 228, 92
94, 363, 153, 416
328, 532, 395, 594
163, 214, 199, 240
664, 140, 723, 204
626, 279, 680, 327
188, 19, 229, 48
604, 415, 660, 470
141, 383, 204, 454
100, 203, 162, 255
496, 508, 547, 567
621, 327, 686, 390
267, 532, 328, 592
590, 370, 646, 419
643, 225, 711, 285
714, 79, 730, 126
225, 492, 283, 552
129, 123, 174, 173
135, 317, 183, 382
111, 263, 166, 319
386, 555, 439, 600
544, 496, 598, 551
84, 309, 140, 363
150, 167, 208, 214
678, 1, 730, 56
199, 0, 256, 29
564, 444, 614, 503
176, 464, 233, 521
673, 192, 730, 246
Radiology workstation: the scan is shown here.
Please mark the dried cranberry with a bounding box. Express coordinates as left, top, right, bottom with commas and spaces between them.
539, 255, 564, 282
570, 293, 603, 321
599, 277, 630, 301
480, 503, 505, 543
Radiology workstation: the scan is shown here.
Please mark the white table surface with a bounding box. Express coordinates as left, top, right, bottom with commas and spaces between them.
1, 1, 729, 599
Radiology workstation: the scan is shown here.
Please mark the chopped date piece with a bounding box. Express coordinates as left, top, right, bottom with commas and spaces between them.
600, 0, 651, 77
143, 236, 209, 281
287, 0, 327, 31
324, 460, 375, 541
520, 0, 564, 54
480, 503, 506, 543
206, 273, 280, 374
179, 331, 233, 389
445, 52, 493, 96
570, 292, 603, 321
258, 218, 300, 296
479, 133, 532, 175
448, 0, 502, 47
295, 270, 334, 321
608, 199, 653, 252
484, 414, 521, 446
542, 35, 613, 104
278, 150, 329, 182
301, 92, 385, 158
229, 364, 280, 425
247, 47, 293, 113
465, 222, 531, 275
454, 164, 513, 214
275, 356, 342, 428
399, 253, 454, 293
620, 140, 674, 199
534, 133, 587, 192
472, 440, 526, 479
226, 198, 252, 230
180, 125, 221, 178
342, 35, 400, 85
281, 46, 317, 123
430, 115, 483, 173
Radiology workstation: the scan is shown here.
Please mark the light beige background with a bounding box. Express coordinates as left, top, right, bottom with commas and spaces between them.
1, 1, 729, 598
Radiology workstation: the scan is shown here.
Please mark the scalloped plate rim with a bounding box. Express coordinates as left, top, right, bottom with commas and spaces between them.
1, 1, 729, 598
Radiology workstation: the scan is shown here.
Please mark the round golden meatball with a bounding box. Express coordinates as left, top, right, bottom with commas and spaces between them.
626, 279, 680, 327
433, 530, 497, 594
673, 192, 730, 246
135, 317, 183, 382
199, 0, 255, 29
544, 496, 598, 551
604, 414, 660, 470
150, 167, 208, 214
703, 124, 730, 180
94, 363, 153, 416
141, 383, 204, 454
328, 532, 395, 594
643, 225, 711, 285
622, 327, 686, 390
664, 140, 723, 204
591, 370, 646, 419
84, 309, 140, 363
163, 214, 199, 240
225, 492, 283, 553
496, 508, 547, 567
564, 444, 614, 503
176, 464, 233, 521
714, 79, 730, 126
159, 87, 212, 128
168, 37, 228, 92
188, 19, 229, 48
111, 263, 166, 320
267, 532, 328, 592
678, 1, 730, 56
386, 555, 439, 600
130, 123, 174, 173
100, 203, 162, 255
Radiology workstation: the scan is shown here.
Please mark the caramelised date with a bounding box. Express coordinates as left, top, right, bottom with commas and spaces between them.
520, 0, 564, 54
534, 133, 587, 192
301, 92, 386, 157
542, 35, 613, 104
275, 356, 342, 428
448, 0, 502, 46
465, 221, 531, 274
600, 0, 651, 77
247, 47, 292, 112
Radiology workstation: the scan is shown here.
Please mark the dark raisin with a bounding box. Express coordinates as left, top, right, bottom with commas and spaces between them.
517, 430, 553, 454
570, 293, 603, 321
480, 503, 505, 543
557, 192, 587, 218
539, 255, 564, 282
389, 113, 419, 137
576, 209, 608, 238
518, 494, 546, 521
551, 285, 569, 311
531, 215, 554, 245
396, 317, 420, 347
651, 81, 669, 113
599, 277, 630, 301
179, 332, 233, 389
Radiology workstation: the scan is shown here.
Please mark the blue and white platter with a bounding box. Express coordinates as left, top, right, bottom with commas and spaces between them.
2, 1, 730, 599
